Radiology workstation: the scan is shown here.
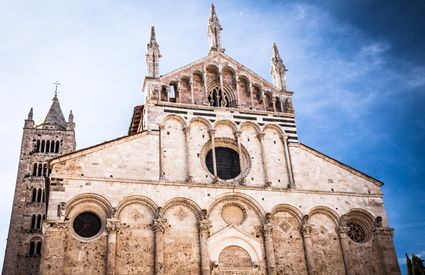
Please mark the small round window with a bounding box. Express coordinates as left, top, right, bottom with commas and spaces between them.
73, 212, 102, 238
206, 147, 240, 180
347, 222, 366, 243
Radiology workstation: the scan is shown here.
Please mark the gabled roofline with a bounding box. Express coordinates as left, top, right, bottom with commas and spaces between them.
48, 131, 151, 166
299, 143, 384, 187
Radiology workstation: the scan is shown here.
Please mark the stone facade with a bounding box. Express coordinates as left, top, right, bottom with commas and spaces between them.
3, 4, 400, 275
3, 95, 76, 275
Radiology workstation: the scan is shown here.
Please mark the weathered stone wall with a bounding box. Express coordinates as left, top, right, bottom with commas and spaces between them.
41, 118, 399, 275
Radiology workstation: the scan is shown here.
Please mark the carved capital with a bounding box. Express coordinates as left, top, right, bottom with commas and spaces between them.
199, 219, 212, 236
301, 224, 312, 237
158, 123, 165, 130
233, 130, 242, 138
262, 223, 273, 236
280, 135, 288, 142
208, 128, 216, 137
257, 132, 265, 140
152, 218, 169, 233
183, 126, 190, 134
337, 226, 350, 238
106, 219, 122, 233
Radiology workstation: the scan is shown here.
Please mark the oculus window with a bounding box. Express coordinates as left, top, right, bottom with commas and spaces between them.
206, 147, 240, 180
73, 212, 102, 238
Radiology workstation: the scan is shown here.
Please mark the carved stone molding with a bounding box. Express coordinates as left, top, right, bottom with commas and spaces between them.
106, 219, 122, 233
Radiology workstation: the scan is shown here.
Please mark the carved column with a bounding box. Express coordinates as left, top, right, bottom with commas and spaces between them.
234, 130, 245, 185
166, 86, 170, 102
106, 219, 121, 275
153, 217, 169, 275
190, 74, 195, 104
176, 81, 181, 103
263, 213, 277, 275
337, 225, 353, 275
279, 96, 284, 113
199, 209, 212, 275
301, 216, 315, 275
208, 129, 218, 182
183, 126, 192, 183
249, 82, 254, 108
272, 97, 277, 112
159, 123, 165, 180
257, 132, 271, 187
236, 76, 240, 106
281, 135, 295, 188
219, 69, 224, 106
203, 70, 209, 105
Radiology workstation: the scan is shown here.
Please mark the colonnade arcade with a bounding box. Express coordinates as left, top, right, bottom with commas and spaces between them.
154, 63, 293, 114
43, 192, 393, 275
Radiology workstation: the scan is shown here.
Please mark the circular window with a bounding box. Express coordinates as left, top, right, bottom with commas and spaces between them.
347, 222, 366, 243
73, 212, 102, 238
206, 147, 240, 180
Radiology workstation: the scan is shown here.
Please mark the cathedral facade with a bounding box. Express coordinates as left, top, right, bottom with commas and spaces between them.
4, 5, 400, 275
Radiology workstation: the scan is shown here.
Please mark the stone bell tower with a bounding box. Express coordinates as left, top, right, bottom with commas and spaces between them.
2, 90, 76, 275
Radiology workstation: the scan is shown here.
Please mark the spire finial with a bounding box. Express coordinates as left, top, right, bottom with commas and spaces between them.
208, 3, 223, 53
271, 42, 287, 91
150, 26, 156, 42
28, 107, 33, 120
146, 26, 161, 78
52, 81, 61, 98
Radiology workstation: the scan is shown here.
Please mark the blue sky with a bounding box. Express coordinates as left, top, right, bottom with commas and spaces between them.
0, 0, 424, 272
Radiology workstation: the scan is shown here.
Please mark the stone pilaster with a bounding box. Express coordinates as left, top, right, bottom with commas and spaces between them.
152, 217, 169, 275
106, 219, 121, 275
208, 129, 218, 182
159, 123, 165, 180
234, 130, 245, 185
199, 210, 212, 275
301, 216, 315, 275
281, 135, 295, 188
263, 213, 276, 275
183, 126, 192, 183
257, 132, 271, 187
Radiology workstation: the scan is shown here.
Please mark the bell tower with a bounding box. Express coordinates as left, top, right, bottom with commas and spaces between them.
2, 89, 76, 275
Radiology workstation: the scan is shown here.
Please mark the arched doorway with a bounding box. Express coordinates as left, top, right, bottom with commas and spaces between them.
212, 245, 262, 275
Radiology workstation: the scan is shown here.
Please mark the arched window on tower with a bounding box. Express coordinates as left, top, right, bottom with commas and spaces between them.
36, 241, 42, 255
42, 189, 46, 203
31, 188, 37, 202
36, 188, 42, 203
31, 215, 36, 229
36, 140, 40, 152
55, 140, 60, 153
32, 163, 37, 177
37, 163, 42, 177
36, 214, 42, 229
29, 241, 35, 256
41, 140, 45, 153
46, 140, 50, 153
50, 140, 55, 153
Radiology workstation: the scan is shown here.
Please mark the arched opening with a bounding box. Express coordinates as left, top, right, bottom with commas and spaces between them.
31, 189, 37, 202
29, 242, 35, 256
46, 140, 50, 153
32, 163, 37, 177
37, 163, 42, 177
42, 163, 47, 177
50, 140, 55, 153
218, 245, 253, 268
36, 241, 42, 255
36, 140, 40, 152
36, 214, 42, 229
55, 140, 60, 153
41, 140, 45, 153
31, 215, 36, 229
37, 188, 42, 203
